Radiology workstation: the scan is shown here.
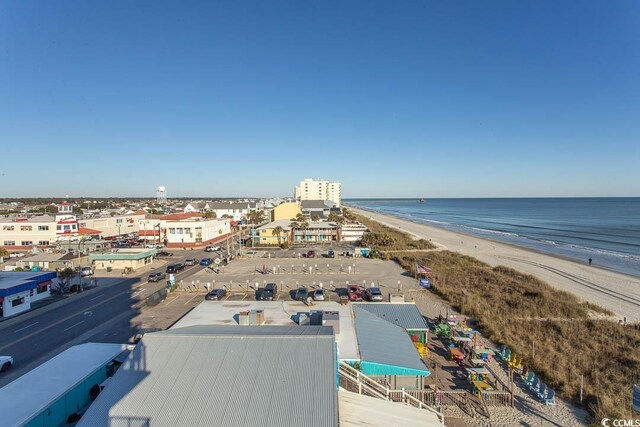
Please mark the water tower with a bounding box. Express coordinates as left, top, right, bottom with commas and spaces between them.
157, 186, 167, 204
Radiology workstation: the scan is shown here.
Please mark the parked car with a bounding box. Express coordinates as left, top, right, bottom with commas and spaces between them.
80, 266, 93, 277
303, 250, 317, 258
145, 243, 163, 248
0, 355, 13, 372
312, 288, 326, 301
294, 287, 309, 301
259, 283, 278, 301
157, 251, 173, 257
200, 258, 214, 266
174, 263, 185, 271
348, 285, 363, 301
205, 245, 221, 252
327, 250, 335, 258
9, 252, 25, 258
116, 242, 131, 248
148, 272, 167, 282
132, 328, 162, 344
364, 287, 384, 302
184, 258, 198, 266
205, 289, 227, 301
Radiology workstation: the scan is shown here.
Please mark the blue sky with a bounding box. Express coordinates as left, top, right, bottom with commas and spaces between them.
1, 0, 638, 198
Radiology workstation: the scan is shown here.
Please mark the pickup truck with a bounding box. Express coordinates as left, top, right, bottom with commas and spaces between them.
259, 283, 278, 301
0, 355, 13, 372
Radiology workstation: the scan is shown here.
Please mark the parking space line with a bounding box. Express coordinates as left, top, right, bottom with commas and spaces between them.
184, 294, 200, 306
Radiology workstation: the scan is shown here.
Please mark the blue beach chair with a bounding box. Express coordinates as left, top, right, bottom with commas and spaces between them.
530, 377, 540, 394
522, 371, 535, 386
537, 383, 548, 400
497, 344, 506, 358
503, 348, 511, 362
544, 389, 556, 405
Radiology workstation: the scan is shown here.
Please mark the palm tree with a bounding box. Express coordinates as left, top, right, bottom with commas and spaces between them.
272, 226, 284, 245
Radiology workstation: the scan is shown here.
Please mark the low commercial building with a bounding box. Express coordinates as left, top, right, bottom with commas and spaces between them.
162, 216, 231, 248
79, 326, 339, 427
271, 201, 302, 221
341, 222, 368, 243
300, 200, 338, 219
78, 212, 146, 238
13, 252, 83, 272
293, 221, 340, 243
352, 306, 431, 389
0, 271, 57, 317
89, 248, 157, 272
0, 343, 127, 427
254, 220, 293, 246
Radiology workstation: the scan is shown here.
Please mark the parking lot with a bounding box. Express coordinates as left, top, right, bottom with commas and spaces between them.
175, 254, 421, 303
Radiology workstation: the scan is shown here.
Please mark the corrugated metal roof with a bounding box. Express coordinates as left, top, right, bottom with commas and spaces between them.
79, 326, 338, 427
353, 307, 429, 373
157, 325, 334, 337
0, 343, 127, 427
355, 303, 429, 330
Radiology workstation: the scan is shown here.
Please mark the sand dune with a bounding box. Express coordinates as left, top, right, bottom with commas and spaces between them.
350, 207, 640, 323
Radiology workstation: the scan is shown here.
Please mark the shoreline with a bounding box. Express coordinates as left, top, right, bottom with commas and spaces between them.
348, 205, 640, 322
352, 206, 640, 281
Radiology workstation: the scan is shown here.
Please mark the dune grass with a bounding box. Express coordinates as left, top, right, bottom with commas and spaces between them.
391, 250, 639, 422
351, 211, 436, 251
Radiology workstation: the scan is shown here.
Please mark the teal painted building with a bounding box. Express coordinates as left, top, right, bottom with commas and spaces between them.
0, 343, 126, 427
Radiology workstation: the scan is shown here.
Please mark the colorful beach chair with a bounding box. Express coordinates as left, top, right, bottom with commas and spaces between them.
530, 377, 540, 394
544, 389, 556, 405
537, 383, 548, 400
522, 371, 535, 386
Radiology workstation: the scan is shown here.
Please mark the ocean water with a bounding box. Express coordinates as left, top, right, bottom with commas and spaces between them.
345, 198, 640, 277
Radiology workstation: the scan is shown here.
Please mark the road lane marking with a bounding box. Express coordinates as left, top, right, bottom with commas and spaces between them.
89, 294, 104, 301
0, 261, 207, 352
63, 320, 85, 332
14, 322, 39, 333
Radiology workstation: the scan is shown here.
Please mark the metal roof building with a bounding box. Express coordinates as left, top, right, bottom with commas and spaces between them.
353, 306, 430, 377
78, 326, 339, 427
0, 343, 127, 427
354, 303, 429, 330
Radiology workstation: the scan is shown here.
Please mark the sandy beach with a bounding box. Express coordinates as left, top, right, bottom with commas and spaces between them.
350, 207, 640, 323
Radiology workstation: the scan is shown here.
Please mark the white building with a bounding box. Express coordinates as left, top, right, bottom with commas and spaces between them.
341, 222, 369, 243
294, 178, 342, 207
0, 271, 57, 317
0, 203, 80, 250
158, 213, 231, 248
78, 211, 146, 238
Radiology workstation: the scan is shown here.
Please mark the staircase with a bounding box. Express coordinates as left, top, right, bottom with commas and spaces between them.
338, 361, 445, 425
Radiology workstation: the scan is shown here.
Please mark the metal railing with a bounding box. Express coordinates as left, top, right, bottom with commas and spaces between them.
338, 362, 445, 425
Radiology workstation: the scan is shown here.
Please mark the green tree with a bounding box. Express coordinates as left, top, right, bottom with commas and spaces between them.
311, 214, 320, 222
0, 248, 8, 259
327, 212, 344, 224
57, 267, 76, 294
203, 211, 217, 219
272, 226, 284, 245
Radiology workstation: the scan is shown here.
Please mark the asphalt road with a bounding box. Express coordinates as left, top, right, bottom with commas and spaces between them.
0, 247, 227, 387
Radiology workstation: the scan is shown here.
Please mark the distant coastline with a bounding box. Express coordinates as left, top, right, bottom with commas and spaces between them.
344, 197, 640, 278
